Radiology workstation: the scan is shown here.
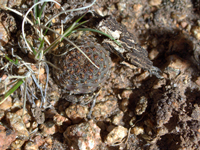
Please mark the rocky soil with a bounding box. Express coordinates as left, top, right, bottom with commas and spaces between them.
0, 0, 200, 150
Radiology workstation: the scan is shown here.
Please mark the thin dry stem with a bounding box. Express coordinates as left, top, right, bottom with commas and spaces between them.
22, 0, 65, 54
40, 24, 100, 69
52, 47, 78, 56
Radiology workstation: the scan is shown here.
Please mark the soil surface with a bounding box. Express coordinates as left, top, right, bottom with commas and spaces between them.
0, 0, 200, 150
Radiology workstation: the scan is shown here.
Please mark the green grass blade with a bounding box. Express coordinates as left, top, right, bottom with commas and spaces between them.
59, 12, 88, 40
0, 79, 24, 105
34, 0, 47, 24
43, 22, 77, 54
27, 41, 37, 55
61, 20, 89, 39
43, 22, 51, 36
76, 28, 122, 47
43, 36, 61, 54
15, 58, 19, 65
34, 0, 39, 19
39, 38, 45, 50
5, 55, 19, 65
75, 11, 88, 24
43, 13, 88, 54
38, 2, 47, 19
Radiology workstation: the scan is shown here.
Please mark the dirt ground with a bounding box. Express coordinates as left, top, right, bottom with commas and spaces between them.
0, 0, 200, 150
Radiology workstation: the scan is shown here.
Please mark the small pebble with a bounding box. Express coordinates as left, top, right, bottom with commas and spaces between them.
63, 120, 101, 150
149, 48, 159, 60
133, 4, 143, 12
168, 55, 190, 71
192, 26, 200, 40
0, 125, 17, 150
53, 113, 71, 126
24, 141, 38, 150
15, 109, 31, 124
40, 121, 57, 136
191, 104, 200, 120
0, 96, 12, 110
11, 139, 25, 149
17, 67, 26, 75
131, 126, 144, 135
6, 112, 29, 139
43, 136, 53, 149
31, 121, 38, 130
65, 105, 88, 123
117, 2, 126, 12
92, 100, 118, 119
38, 68, 47, 85
165, 55, 190, 79
135, 71, 150, 82
133, 4, 143, 17
112, 111, 124, 125
151, 38, 158, 47
1, 74, 7, 80
120, 98, 129, 112
156, 126, 168, 136
135, 96, 148, 115
33, 135, 45, 148
186, 24, 191, 32
0, 0, 7, 8
31, 106, 45, 124
105, 126, 128, 146
153, 78, 166, 89
0, 109, 4, 120
149, 0, 162, 6
180, 21, 188, 28
195, 77, 200, 86
197, 20, 200, 26
145, 23, 149, 29
12, 98, 23, 109
129, 116, 136, 126
121, 90, 132, 99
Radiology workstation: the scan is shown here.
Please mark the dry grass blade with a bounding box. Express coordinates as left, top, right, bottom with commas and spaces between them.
0, 79, 24, 105
40, 25, 100, 69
